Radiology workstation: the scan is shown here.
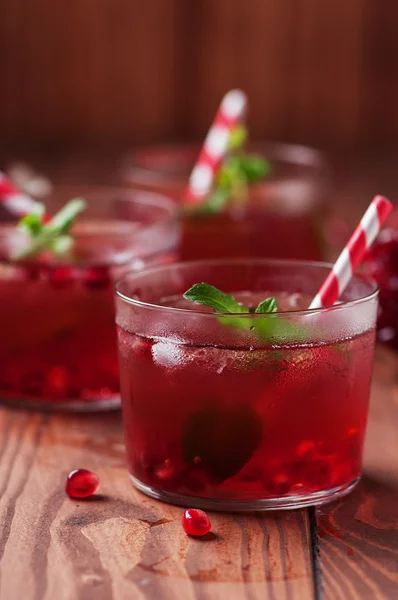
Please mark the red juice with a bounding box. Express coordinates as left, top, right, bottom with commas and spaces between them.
0, 186, 179, 411
115, 260, 378, 510
122, 143, 332, 261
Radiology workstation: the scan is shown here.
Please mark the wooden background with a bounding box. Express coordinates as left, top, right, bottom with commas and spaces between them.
0, 0, 398, 150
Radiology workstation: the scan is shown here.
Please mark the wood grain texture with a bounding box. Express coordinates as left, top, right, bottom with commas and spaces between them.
317, 346, 398, 600
0, 153, 397, 598
0, 1, 398, 148
2, 346, 397, 599
0, 410, 314, 600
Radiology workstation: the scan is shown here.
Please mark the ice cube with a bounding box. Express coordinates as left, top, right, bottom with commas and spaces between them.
151, 340, 185, 368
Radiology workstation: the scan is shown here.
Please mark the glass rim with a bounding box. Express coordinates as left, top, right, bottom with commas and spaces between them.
122, 141, 332, 184
0, 186, 179, 241
115, 258, 379, 318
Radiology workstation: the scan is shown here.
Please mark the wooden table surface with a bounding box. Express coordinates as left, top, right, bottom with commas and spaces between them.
0, 346, 396, 600
0, 150, 397, 600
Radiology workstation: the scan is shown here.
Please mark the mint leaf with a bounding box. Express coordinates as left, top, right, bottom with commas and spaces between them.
237, 154, 270, 182
218, 156, 246, 188
183, 283, 279, 318
187, 125, 271, 217
228, 124, 248, 151
183, 282, 285, 341
19, 202, 45, 236
184, 187, 230, 216
183, 283, 247, 313
255, 297, 278, 313
50, 234, 74, 256
12, 197, 87, 261
250, 315, 305, 345
48, 198, 86, 235
183, 282, 309, 345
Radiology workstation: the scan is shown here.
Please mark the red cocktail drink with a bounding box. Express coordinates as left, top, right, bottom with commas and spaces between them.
0, 186, 179, 411
122, 143, 331, 261
116, 260, 377, 510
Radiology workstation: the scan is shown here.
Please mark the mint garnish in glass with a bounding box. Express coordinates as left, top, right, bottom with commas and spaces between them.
12, 198, 87, 261
186, 125, 270, 216
184, 282, 277, 315
183, 282, 281, 340
184, 282, 309, 344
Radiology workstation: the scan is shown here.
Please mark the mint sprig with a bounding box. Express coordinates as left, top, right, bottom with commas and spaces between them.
186, 126, 270, 216
183, 282, 309, 345
183, 283, 248, 313
183, 283, 280, 341
13, 198, 87, 261
255, 297, 278, 313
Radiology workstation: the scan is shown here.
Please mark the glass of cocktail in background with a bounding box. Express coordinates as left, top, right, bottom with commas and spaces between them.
115, 259, 377, 510
122, 142, 332, 261
0, 186, 179, 411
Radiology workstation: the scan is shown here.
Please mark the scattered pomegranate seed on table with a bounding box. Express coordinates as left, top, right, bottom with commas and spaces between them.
65, 469, 100, 499
182, 508, 211, 537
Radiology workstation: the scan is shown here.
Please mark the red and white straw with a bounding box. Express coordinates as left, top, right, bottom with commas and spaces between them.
185, 89, 247, 203
0, 170, 38, 217
310, 195, 392, 309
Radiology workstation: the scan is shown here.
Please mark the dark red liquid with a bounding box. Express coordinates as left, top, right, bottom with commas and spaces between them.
0, 263, 118, 407
123, 144, 329, 262
0, 252, 176, 409
118, 327, 375, 502
180, 206, 323, 261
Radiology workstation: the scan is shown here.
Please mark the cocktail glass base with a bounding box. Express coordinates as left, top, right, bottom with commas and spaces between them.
0, 393, 121, 412
130, 475, 359, 511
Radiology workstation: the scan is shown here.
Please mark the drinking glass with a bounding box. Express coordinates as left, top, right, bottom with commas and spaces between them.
122, 143, 332, 261
0, 186, 179, 411
115, 259, 377, 510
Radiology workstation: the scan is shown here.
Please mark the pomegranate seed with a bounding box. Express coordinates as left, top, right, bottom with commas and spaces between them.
46, 366, 69, 399
271, 473, 291, 495
347, 427, 358, 437
182, 508, 211, 537
83, 266, 111, 289
49, 266, 76, 287
132, 336, 154, 358
296, 440, 316, 458
65, 469, 100, 499
23, 264, 43, 281
153, 458, 184, 490
154, 458, 176, 481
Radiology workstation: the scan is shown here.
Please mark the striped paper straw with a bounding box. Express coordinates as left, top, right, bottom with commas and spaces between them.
310, 195, 392, 309
185, 89, 247, 203
0, 170, 39, 217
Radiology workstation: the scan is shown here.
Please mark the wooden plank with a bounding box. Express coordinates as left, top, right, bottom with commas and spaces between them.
316, 346, 398, 600
0, 0, 179, 144
292, 0, 364, 147
0, 0, 398, 148
0, 409, 314, 600
360, 3, 398, 147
